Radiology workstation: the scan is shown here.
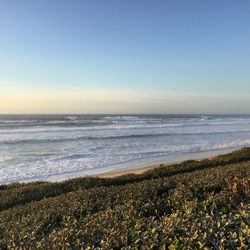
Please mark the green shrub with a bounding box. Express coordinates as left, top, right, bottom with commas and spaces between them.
0, 148, 249, 249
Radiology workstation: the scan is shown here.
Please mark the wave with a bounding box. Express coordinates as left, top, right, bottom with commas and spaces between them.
0, 120, 38, 124
2, 115, 250, 183
2, 138, 250, 184
104, 116, 140, 120
54, 153, 93, 161
0, 154, 12, 163
2, 129, 250, 145
2, 118, 250, 135
65, 116, 79, 120
2, 115, 250, 133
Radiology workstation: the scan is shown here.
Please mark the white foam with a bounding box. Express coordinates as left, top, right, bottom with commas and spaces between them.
0, 153, 12, 163
65, 116, 79, 120
1, 115, 250, 183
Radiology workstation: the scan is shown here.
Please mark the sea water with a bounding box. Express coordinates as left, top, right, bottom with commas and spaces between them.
1, 114, 250, 183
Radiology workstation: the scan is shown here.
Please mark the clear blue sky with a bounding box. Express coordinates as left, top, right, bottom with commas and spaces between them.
0, 1, 249, 113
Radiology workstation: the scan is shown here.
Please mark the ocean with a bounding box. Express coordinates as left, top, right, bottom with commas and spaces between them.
1, 114, 250, 184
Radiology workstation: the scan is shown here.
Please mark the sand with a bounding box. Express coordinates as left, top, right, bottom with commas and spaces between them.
95, 148, 237, 178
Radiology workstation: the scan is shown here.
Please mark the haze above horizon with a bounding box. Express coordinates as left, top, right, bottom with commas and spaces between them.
0, 1, 249, 114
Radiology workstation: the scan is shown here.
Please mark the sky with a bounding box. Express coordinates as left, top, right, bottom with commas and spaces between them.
0, 0, 249, 114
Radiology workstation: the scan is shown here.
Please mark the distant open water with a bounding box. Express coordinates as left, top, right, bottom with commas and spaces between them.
1, 114, 250, 183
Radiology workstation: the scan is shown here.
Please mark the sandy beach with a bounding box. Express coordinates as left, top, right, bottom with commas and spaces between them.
95, 148, 237, 178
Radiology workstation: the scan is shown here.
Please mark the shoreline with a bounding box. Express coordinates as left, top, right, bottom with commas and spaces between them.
95, 148, 238, 178
7, 147, 242, 184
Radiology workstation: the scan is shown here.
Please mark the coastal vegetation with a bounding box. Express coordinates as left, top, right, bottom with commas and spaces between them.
0, 148, 249, 249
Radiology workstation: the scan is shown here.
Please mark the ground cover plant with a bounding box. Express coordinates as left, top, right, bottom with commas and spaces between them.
0, 148, 249, 249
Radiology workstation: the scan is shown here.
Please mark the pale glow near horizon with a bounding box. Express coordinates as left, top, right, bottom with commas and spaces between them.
1, 2, 249, 114
0, 87, 249, 114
